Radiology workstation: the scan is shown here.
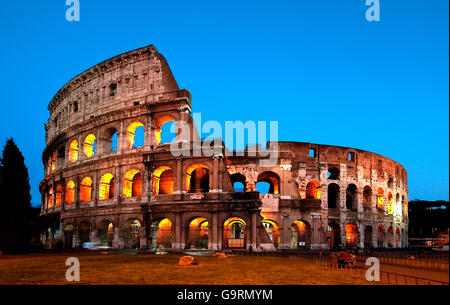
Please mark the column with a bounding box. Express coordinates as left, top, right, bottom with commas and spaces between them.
211, 156, 219, 192
250, 212, 257, 250
175, 158, 183, 194
174, 213, 182, 249
210, 212, 218, 251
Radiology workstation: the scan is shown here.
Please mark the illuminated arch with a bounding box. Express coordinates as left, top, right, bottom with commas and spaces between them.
55, 183, 62, 207
154, 115, 176, 145
257, 171, 280, 194
65, 180, 75, 204
123, 169, 142, 198
345, 223, 358, 248
68, 140, 78, 163
377, 188, 385, 208
150, 217, 173, 249
262, 219, 280, 249
126, 121, 145, 148
185, 163, 210, 193
306, 180, 321, 199
79, 177, 93, 202
99, 173, 115, 200
47, 187, 53, 209
97, 220, 114, 247
290, 220, 311, 250
83, 134, 96, 157
51, 151, 56, 171
122, 219, 142, 249
151, 166, 175, 194
186, 217, 209, 249
387, 192, 394, 215
223, 217, 247, 249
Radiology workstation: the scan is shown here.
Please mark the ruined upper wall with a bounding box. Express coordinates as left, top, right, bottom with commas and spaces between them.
45, 45, 183, 144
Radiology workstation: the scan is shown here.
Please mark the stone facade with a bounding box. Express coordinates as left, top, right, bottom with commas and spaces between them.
40, 45, 408, 251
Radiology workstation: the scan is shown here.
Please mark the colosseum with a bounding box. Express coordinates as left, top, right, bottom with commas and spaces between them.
40, 45, 408, 252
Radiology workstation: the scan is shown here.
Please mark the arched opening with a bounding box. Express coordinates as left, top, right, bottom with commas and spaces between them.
78, 221, 91, 246
327, 222, 341, 249
155, 115, 176, 145
345, 223, 358, 249
185, 164, 210, 193
104, 127, 118, 153
346, 184, 358, 211
97, 221, 114, 247
387, 177, 394, 189
377, 225, 385, 248
363, 186, 372, 209
364, 226, 373, 249
51, 151, 56, 172
65, 180, 75, 204
99, 173, 115, 200
186, 217, 209, 250
262, 219, 280, 249
387, 192, 394, 215
395, 227, 401, 248
377, 188, 384, 209
126, 121, 145, 148
230, 173, 247, 192
68, 139, 78, 163
123, 169, 142, 198
256, 171, 280, 194
151, 166, 175, 195
55, 183, 62, 207
150, 218, 173, 249
223, 217, 246, 249
290, 220, 311, 250
122, 219, 141, 249
327, 183, 340, 209
47, 187, 53, 209
83, 134, 96, 157
79, 177, 93, 202
306, 180, 321, 199
327, 167, 340, 180
387, 226, 394, 247
64, 224, 74, 249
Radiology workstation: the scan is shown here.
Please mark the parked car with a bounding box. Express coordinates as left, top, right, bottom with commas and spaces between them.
330, 251, 356, 266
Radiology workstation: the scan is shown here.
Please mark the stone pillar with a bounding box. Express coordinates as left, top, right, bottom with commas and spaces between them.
210, 212, 218, 250
250, 211, 257, 250
281, 214, 291, 249
115, 166, 122, 204
175, 158, 183, 194
93, 171, 99, 207
174, 213, 182, 249
211, 156, 219, 192
358, 223, 364, 249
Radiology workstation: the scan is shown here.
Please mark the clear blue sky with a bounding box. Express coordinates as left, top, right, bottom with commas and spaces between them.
0, 0, 448, 207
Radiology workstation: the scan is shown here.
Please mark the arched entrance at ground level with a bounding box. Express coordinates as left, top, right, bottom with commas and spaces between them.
262, 219, 280, 249
345, 223, 358, 249
387, 226, 394, 248
186, 217, 209, 250
290, 220, 311, 250
364, 226, 373, 249
97, 220, 114, 247
64, 224, 74, 249
377, 225, 385, 248
327, 222, 341, 249
78, 222, 91, 246
150, 218, 173, 249
223, 217, 246, 249
395, 227, 401, 248
122, 219, 141, 249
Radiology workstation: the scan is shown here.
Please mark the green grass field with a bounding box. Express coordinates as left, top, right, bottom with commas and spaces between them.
0, 253, 373, 285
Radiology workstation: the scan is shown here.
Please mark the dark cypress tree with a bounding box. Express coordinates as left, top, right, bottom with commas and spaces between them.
0, 138, 32, 254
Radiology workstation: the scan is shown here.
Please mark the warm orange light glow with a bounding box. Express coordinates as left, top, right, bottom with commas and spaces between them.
158, 218, 172, 228
224, 217, 247, 227
65, 180, 75, 204
306, 180, 321, 199
123, 169, 142, 198
83, 134, 96, 157
51, 151, 56, 171
151, 166, 175, 194
69, 140, 79, 163
377, 188, 384, 208
99, 173, 114, 200
47, 188, 53, 209
185, 163, 210, 193
345, 223, 358, 248
154, 115, 176, 144
126, 121, 144, 148
257, 171, 280, 194
388, 192, 394, 215
55, 184, 62, 207
80, 177, 93, 202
